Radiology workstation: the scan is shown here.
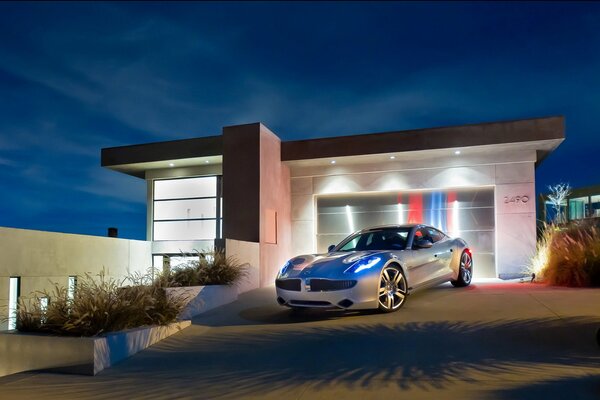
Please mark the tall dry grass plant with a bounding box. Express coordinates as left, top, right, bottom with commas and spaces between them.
530, 222, 600, 287
167, 249, 247, 287
14, 270, 185, 337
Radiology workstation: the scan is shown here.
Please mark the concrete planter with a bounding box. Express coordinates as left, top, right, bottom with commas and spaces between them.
0, 320, 190, 377
166, 285, 239, 319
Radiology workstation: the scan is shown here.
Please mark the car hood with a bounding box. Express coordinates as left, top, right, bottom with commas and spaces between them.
281, 250, 385, 279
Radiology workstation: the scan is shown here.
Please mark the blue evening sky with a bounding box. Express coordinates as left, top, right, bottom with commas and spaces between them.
0, 1, 598, 240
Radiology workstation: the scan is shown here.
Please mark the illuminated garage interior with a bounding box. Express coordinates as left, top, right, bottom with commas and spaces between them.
102, 116, 564, 286
315, 187, 495, 277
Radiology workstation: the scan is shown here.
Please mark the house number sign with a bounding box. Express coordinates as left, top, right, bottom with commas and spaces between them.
504, 195, 529, 204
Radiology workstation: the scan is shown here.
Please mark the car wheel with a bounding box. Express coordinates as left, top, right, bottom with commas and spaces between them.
378, 265, 408, 313
451, 250, 473, 287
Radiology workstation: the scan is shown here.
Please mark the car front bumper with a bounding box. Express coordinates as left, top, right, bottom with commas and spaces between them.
275, 274, 380, 310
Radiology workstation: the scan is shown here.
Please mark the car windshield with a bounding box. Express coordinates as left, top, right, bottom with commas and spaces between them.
334, 228, 411, 252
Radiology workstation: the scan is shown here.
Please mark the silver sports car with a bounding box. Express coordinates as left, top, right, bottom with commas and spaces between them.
275, 224, 473, 313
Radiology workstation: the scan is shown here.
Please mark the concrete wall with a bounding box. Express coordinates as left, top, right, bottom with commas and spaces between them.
289, 151, 537, 279
259, 125, 292, 287
0, 227, 152, 330
225, 239, 260, 294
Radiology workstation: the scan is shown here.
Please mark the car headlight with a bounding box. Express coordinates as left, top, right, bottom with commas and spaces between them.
344, 256, 381, 274
279, 261, 292, 276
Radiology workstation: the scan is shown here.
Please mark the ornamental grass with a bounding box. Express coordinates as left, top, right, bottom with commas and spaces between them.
167, 249, 246, 287
14, 270, 184, 337
530, 221, 600, 287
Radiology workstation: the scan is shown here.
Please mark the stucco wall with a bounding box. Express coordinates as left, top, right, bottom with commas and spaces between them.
0, 227, 152, 330
289, 151, 537, 279
259, 125, 292, 287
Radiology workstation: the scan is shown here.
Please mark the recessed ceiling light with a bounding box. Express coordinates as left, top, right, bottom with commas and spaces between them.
169, 163, 175, 167
205, 160, 210, 164
390, 156, 396, 160
330, 160, 336, 164
454, 150, 461, 155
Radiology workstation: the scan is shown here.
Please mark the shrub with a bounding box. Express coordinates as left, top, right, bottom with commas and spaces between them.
14, 270, 185, 337
530, 221, 600, 287
167, 249, 247, 287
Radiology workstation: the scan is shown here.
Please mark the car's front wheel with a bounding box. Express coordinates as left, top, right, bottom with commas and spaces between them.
378, 265, 408, 312
451, 250, 473, 287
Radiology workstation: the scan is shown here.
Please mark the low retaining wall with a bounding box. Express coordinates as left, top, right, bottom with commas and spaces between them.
0, 321, 190, 377
167, 285, 239, 319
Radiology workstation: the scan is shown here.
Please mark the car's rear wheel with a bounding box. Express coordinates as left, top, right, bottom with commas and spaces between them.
451, 250, 473, 287
378, 265, 407, 313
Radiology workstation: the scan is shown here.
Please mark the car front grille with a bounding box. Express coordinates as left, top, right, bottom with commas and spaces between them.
289, 300, 332, 307
308, 279, 357, 292
275, 278, 301, 291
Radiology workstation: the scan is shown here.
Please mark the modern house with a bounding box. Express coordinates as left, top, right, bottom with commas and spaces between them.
101, 116, 565, 284
539, 184, 600, 223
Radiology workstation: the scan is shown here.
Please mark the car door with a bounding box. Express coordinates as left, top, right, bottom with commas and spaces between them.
405, 227, 439, 287
429, 228, 454, 280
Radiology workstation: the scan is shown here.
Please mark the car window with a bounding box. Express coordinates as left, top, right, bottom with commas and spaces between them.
413, 227, 435, 248
431, 228, 446, 242
427, 228, 445, 243
335, 228, 410, 251
338, 237, 360, 251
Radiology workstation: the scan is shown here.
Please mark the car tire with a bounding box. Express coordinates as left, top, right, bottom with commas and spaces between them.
451, 250, 473, 287
378, 265, 408, 313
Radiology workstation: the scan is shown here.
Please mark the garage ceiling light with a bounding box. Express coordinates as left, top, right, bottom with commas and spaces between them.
169, 163, 175, 167
331, 160, 336, 164
390, 156, 396, 160
454, 150, 461, 155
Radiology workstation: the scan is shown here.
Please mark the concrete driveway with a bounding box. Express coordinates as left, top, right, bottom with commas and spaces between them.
1, 282, 599, 399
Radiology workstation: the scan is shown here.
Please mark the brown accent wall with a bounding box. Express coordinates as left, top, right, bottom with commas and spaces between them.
222, 123, 292, 286
222, 124, 261, 242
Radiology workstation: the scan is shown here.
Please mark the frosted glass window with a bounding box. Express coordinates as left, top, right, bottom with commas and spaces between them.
67, 276, 77, 301
154, 220, 217, 241
8, 277, 20, 330
154, 176, 216, 200
154, 198, 216, 220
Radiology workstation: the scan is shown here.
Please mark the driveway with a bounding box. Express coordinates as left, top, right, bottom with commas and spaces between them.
1, 282, 599, 399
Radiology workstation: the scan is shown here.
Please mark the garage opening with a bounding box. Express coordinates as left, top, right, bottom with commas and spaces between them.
316, 187, 496, 278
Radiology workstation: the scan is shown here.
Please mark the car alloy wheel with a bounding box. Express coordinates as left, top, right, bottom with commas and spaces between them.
378, 265, 407, 312
451, 250, 473, 287
461, 252, 473, 284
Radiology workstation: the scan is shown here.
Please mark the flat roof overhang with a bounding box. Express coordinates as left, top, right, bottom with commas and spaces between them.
101, 135, 223, 178
281, 116, 565, 167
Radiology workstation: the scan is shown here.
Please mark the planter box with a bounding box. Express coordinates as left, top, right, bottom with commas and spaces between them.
166, 285, 238, 319
0, 320, 190, 377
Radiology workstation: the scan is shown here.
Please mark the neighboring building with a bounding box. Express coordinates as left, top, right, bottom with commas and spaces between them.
539, 184, 600, 223
102, 116, 564, 282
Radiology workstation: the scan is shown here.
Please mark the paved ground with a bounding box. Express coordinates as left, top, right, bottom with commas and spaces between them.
1, 281, 599, 399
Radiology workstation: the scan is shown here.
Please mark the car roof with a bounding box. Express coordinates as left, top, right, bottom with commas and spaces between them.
357, 224, 423, 232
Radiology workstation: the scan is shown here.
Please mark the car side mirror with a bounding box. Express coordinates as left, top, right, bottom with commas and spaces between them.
327, 245, 336, 252
414, 238, 433, 249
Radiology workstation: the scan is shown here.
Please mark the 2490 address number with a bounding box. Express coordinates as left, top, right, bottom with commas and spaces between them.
504, 195, 529, 204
